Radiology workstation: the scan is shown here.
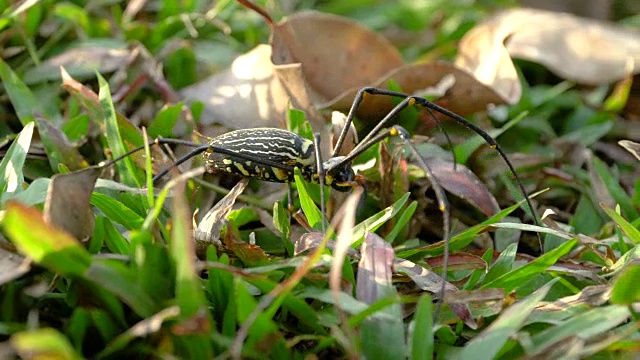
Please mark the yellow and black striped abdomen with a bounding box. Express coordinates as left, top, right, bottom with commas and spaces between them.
203, 128, 315, 183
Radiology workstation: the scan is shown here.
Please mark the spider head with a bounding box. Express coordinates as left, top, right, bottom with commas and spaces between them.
323, 157, 358, 192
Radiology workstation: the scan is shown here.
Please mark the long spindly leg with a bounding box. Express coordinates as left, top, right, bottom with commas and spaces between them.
338, 125, 451, 319
332, 88, 458, 168
313, 133, 327, 234
393, 126, 450, 321
344, 87, 541, 248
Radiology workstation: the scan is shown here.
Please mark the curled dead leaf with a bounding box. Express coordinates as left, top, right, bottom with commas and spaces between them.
195, 178, 249, 244
619, 140, 640, 161
181, 45, 324, 131
456, 8, 640, 104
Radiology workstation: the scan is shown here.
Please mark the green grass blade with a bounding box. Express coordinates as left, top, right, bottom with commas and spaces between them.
482, 239, 577, 292
90, 192, 145, 230
97, 73, 141, 188
606, 244, 640, 276
610, 265, 640, 304
352, 192, 410, 247
457, 278, 558, 360
454, 111, 528, 164
530, 305, 630, 352
411, 294, 433, 360
84, 260, 159, 318
11, 328, 82, 360
0, 121, 34, 201
1, 201, 91, 276
170, 180, 214, 358
0, 59, 59, 125
601, 205, 640, 244
397, 201, 522, 258
387, 200, 417, 244
294, 168, 323, 230
482, 242, 517, 285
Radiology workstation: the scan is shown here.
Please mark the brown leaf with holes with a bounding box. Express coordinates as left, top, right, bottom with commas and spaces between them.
456, 8, 640, 105
44, 166, 102, 241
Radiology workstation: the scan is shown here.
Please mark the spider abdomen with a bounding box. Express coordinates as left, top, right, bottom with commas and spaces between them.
203, 128, 315, 183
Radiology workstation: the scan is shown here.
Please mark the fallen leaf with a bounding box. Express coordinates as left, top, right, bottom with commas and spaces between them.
270, 11, 403, 102
294, 232, 326, 256
533, 285, 611, 316
425, 252, 488, 272
456, 8, 640, 105
395, 257, 477, 329
0, 247, 31, 286
443, 288, 505, 305
34, 114, 87, 171
427, 157, 501, 217
586, 151, 616, 210
181, 45, 323, 131
356, 232, 395, 304
619, 140, 640, 161
44, 166, 102, 241
195, 178, 249, 245
322, 62, 506, 120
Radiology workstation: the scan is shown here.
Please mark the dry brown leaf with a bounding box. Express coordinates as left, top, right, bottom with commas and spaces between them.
456, 8, 640, 104
426, 158, 501, 217
619, 140, 640, 161
534, 285, 611, 313
272, 11, 506, 119
181, 45, 324, 131
195, 178, 249, 245
425, 252, 488, 272
395, 257, 477, 329
34, 114, 87, 171
271, 11, 403, 102
0, 247, 31, 286
443, 288, 505, 305
356, 232, 395, 304
197, 4, 525, 130
44, 167, 102, 241
272, 62, 326, 129
322, 62, 506, 120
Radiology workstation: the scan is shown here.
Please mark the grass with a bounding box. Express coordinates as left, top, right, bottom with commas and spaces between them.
0, 0, 639, 358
